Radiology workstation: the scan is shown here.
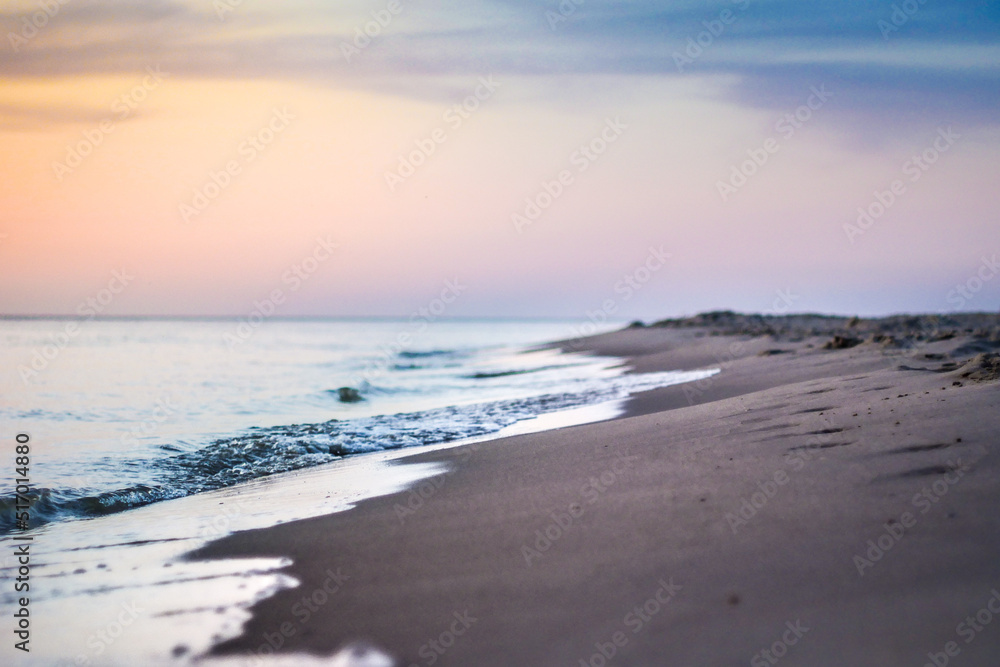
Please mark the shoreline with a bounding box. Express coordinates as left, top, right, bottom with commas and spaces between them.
190, 313, 1000, 666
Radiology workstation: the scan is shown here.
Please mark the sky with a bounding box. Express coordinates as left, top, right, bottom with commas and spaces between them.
0, 0, 998, 319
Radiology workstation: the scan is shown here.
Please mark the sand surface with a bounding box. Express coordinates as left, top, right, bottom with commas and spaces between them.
191, 313, 1000, 666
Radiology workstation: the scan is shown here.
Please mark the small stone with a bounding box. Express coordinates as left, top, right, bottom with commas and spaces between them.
337, 387, 364, 403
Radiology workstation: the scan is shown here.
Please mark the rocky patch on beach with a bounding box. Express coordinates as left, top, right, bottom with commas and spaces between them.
953, 353, 1000, 383
645, 311, 1000, 360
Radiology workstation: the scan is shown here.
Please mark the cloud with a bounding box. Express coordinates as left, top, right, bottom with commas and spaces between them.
1, 0, 997, 131
0, 101, 139, 129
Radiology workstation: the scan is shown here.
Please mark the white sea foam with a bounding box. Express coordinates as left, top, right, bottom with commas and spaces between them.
0, 318, 718, 664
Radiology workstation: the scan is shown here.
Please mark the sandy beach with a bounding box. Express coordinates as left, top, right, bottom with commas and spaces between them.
6, 2, 998, 664
192, 313, 1000, 666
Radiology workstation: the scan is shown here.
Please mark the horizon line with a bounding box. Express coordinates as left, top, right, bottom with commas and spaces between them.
0, 310, 995, 322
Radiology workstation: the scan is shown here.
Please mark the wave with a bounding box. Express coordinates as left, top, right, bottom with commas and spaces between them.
396, 349, 459, 359
464, 364, 569, 379
0, 367, 715, 535
0, 485, 186, 534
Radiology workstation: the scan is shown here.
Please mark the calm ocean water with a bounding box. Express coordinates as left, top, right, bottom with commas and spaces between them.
0, 318, 717, 665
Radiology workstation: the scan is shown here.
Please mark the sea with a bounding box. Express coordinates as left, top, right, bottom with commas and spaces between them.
0, 318, 717, 666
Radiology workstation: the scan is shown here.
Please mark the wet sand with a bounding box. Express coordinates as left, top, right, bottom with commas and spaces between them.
191, 313, 1000, 666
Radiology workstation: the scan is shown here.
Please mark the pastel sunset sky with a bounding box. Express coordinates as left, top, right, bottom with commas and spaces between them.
1, 0, 998, 318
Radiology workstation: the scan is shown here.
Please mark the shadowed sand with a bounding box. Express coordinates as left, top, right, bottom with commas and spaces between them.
190, 313, 1000, 666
